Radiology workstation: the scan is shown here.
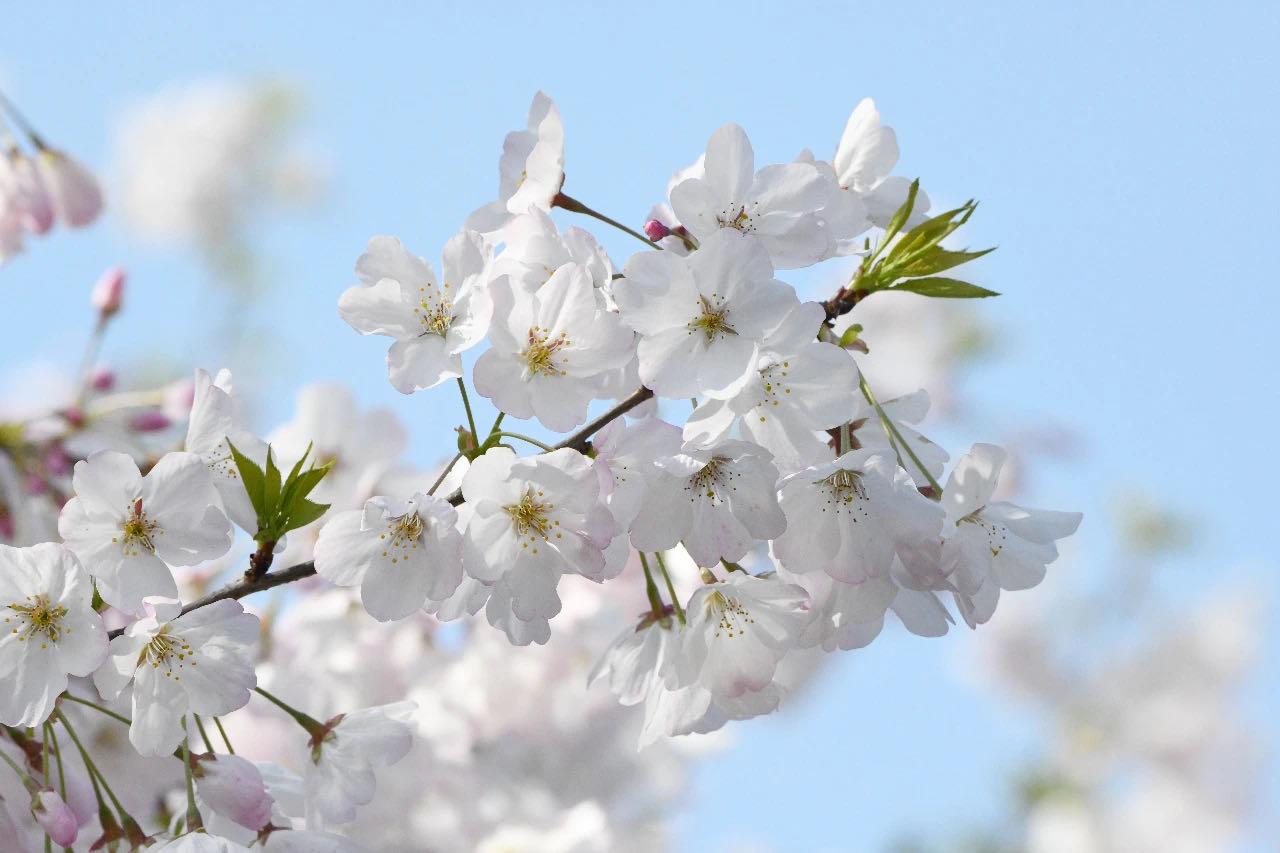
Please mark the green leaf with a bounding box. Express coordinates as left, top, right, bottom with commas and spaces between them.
263, 447, 283, 511
226, 439, 267, 519
284, 498, 330, 531
886, 201, 976, 266
889, 278, 1000, 298
284, 463, 332, 511
895, 246, 995, 278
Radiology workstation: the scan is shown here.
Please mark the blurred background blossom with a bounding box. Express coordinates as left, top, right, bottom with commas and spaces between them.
0, 2, 1275, 850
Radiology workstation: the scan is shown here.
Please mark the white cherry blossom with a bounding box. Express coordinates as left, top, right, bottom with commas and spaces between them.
664, 572, 808, 700
773, 448, 944, 587
684, 304, 858, 472
0, 543, 107, 727
313, 492, 464, 621
831, 98, 931, 229
616, 229, 800, 400
94, 597, 259, 756
58, 450, 233, 615
304, 701, 415, 825
669, 123, 832, 268
473, 263, 634, 431
491, 207, 613, 292
629, 438, 785, 567
461, 447, 614, 644
465, 91, 564, 234
185, 367, 268, 534
339, 231, 493, 393
942, 443, 1082, 627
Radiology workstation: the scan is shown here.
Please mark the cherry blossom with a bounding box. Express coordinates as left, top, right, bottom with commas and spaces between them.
941, 443, 1082, 627
462, 447, 614, 644
338, 231, 494, 393
0, 543, 106, 727
184, 368, 267, 534
94, 597, 259, 756
466, 91, 564, 235
684, 304, 859, 472
668, 123, 833, 268
35, 147, 103, 228
630, 438, 786, 567
616, 229, 801, 400
772, 448, 944, 586
831, 98, 931, 229
473, 262, 634, 431
304, 701, 415, 825
313, 492, 464, 621
58, 450, 233, 614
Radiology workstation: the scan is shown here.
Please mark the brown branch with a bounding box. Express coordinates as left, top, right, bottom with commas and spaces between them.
106, 561, 318, 640
105, 386, 657, 638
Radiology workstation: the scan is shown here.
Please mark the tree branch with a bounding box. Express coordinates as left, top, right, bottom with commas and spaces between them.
105, 386, 657, 638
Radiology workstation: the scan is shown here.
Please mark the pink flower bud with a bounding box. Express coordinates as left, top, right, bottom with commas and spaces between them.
60, 406, 85, 428
129, 410, 171, 432
31, 789, 78, 847
37, 148, 103, 228
194, 754, 273, 831
643, 219, 671, 241
89, 365, 116, 391
91, 266, 126, 317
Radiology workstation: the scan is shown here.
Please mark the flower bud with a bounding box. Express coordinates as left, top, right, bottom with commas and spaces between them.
37, 148, 103, 228
31, 789, 78, 847
193, 753, 274, 831
91, 266, 126, 318
129, 410, 171, 432
89, 365, 116, 391
643, 219, 671, 241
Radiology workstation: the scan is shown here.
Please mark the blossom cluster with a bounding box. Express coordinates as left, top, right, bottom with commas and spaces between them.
0, 94, 102, 266
0, 89, 1081, 849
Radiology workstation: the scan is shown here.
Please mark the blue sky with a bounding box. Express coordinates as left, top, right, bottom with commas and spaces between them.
3, 2, 1277, 849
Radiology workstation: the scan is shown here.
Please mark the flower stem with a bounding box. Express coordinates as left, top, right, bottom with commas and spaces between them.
55, 710, 133, 827
212, 717, 236, 755
858, 374, 943, 497
0, 89, 48, 149
425, 453, 462, 498
493, 431, 555, 452
455, 377, 479, 444
192, 714, 216, 754
637, 553, 666, 617
181, 724, 202, 832
59, 693, 131, 726
553, 192, 659, 250
654, 550, 686, 624
253, 686, 324, 736
0, 743, 36, 791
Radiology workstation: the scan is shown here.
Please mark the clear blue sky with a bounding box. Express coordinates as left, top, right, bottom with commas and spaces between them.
3, 2, 1277, 850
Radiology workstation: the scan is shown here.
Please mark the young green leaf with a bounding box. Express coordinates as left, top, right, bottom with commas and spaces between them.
895, 246, 995, 278
226, 439, 268, 521
886, 200, 976, 266
284, 498, 330, 531
889, 277, 1000, 298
